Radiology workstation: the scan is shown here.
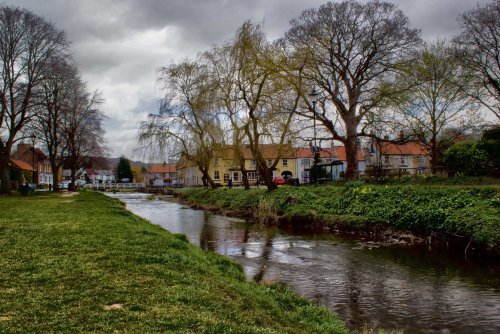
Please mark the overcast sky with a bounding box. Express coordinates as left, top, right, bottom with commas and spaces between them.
4, 0, 490, 160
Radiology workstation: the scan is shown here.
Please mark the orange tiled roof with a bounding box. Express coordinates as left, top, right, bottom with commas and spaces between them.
10, 158, 33, 171
150, 163, 176, 173
333, 146, 366, 161
296, 146, 365, 161
380, 142, 429, 156
213, 144, 295, 161
295, 147, 338, 159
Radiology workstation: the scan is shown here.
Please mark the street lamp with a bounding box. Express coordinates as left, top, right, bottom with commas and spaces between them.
31, 133, 36, 184
309, 87, 320, 185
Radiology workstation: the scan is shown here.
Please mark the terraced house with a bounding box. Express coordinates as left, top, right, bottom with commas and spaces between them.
177, 144, 296, 187
364, 139, 431, 176
176, 140, 432, 187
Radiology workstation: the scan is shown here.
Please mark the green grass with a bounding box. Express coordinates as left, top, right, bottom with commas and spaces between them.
0, 191, 348, 334
177, 184, 500, 253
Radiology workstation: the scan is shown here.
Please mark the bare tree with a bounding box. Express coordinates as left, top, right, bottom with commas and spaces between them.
64, 87, 106, 189
33, 57, 79, 191
284, 0, 421, 179
0, 5, 68, 194
454, 0, 500, 119
383, 42, 482, 174
139, 59, 223, 189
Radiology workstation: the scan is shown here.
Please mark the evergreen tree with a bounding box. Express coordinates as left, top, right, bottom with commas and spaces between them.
116, 156, 133, 182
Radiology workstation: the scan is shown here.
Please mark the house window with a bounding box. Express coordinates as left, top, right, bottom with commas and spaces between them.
282, 159, 288, 167
384, 155, 389, 164
301, 159, 311, 168
400, 156, 406, 164
247, 172, 257, 180
249, 160, 256, 167
224, 174, 230, 183
267, 160, 273, 167
214, 170, 220, 180
232, 172, 239, 182
419, 155, 426, 167
214, 159, 219, 167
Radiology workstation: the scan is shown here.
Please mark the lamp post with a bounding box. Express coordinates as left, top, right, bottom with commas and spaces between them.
309, 88, 320, 185
31, 133, 36, 184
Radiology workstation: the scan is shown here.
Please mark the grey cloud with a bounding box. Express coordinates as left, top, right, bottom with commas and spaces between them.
2, 0, 492, 158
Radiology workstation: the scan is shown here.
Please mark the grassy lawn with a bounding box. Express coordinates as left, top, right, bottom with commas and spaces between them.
0, 191, 348, 334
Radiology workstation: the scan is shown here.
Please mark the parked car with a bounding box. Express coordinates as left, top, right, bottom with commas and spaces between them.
273, 177, 286, 185
59, 181, 71, 189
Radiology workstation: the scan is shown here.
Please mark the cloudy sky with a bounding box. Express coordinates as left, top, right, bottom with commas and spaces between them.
5, 0, 490, 160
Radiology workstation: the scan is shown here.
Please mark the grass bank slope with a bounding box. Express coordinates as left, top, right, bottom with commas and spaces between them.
177, 185, 500, 254
0, 191, 347, 334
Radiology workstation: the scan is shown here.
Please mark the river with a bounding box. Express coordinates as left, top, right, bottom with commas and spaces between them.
106, 192, 500, 333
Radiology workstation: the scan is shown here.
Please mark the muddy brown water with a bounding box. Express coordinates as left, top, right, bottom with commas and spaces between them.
106, 193, 500, 334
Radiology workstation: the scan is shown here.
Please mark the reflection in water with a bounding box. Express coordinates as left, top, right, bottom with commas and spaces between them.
253, 229, 275, 283
200, 211, 217, 252
107, 193, 500, 334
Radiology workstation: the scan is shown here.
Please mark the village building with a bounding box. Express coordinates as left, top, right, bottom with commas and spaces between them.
176, 139, 433, 187
364, 140, 431, 176
10, 143, 53, 187
177, 144, 296, 187
85, 169, 116, 185
148, 163, 177, 185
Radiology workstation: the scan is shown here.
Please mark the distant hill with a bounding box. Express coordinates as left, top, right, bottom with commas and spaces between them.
85, 157, 150, 171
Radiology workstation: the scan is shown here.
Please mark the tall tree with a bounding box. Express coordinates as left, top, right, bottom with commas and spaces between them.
0, 5, 68, 194
116, 156, 133, 181
64, 87, 105, 188
284, 0, 420, 179
454, 0, 500, 119
204, 44, 252, 189
383, 42, 481, 174
34, 57, 78, 192
217, 21, 298, 190
139, 59, 223, 189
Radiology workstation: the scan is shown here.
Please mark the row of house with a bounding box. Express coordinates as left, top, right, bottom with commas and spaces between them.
8, 139, 431, 189
9, 143, 116, 188
9, 142, 172, 188
10, 144, 53, 187
175, 140, 431, 187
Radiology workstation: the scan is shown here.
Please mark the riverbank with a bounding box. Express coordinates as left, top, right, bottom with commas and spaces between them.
176, 184, 500, 257
0, 191, 348, 333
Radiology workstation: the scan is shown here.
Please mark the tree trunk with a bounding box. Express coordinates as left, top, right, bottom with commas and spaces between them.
239, 159, 250, 190
0, 154, 11, 194
199, 166, 215, 189
344, 133, 359, 180
430, 137, 439, 175
256, 159, 276, 191
50, 159, 60, 192
71, 169, 77, 190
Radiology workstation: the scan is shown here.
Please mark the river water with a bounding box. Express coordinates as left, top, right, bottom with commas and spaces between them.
106, 193, 500, 333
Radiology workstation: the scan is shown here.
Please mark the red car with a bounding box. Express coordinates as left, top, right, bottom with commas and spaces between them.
273, 177, 286, 185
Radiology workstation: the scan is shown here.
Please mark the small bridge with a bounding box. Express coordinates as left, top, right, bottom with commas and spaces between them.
144, 186, 175, 196
85, 183, 146, 191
